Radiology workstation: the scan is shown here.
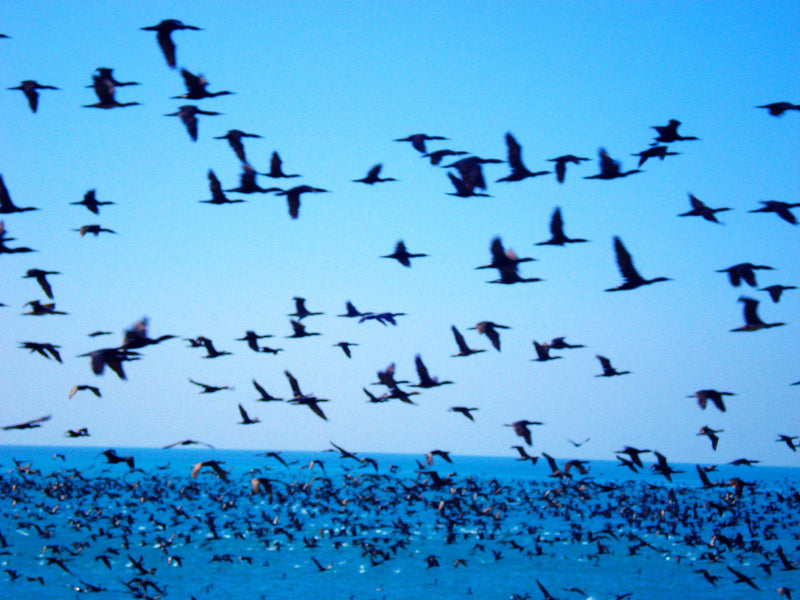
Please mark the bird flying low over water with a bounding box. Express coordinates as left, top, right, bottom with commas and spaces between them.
697, 426, 723, 450
2, 414, 51, 431
731, 296, 785, 332
141, 19, 202, 68
605, 236, 669, 291
584, 148, 641, 180
496, 132, 549, 182
381, 240, 428, 267
678, 193, 730, 224
505, 420, 543, 446
165, 105, 221, 141
8, 80, 59, 112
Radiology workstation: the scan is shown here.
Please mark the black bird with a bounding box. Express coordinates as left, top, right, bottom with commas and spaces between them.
536, 207, 588, 245
548, 337, 585, 349
74, 224, 116, 237
264, 151, 301, 178
760, 284, 796, 303
214, 129, 261, 164
237, 404, 260, 425
338, 301, 372, 319
631, 144, 679, 167
141, 19, 202, 68
477, 236, 535, 272
91, 68, 139, 88
531, 341, 561, 362
616, 446, 651, 468
253, 379, 283, 402
651, 451, 683, 481
173, 68, 233, 100
333, 341, 358, 358
84, 74, 140, 109
287, 320, 320, 338
412, 354, 453, 388
652, 119, 699, 143
353, 164, 396, 184
697, 426, 723, 450
496, 132, 549, 182
284, 370, 329, 420
595, 355, 630, 377
23, 300, 67, 316
71, 189, 114, 214
727, 566, 760, 590
689, 389, 734, 412
0, 174, 38, 213
606, 236, 669, 291
289, 297, 323, 320
717, 262, 774, 287
584, 148, 642, 180
505, 420, 543, 446
449, 406, 478, 421
276, 185, 328, 219
101, 449, 135, 470
20, 341, 62, 362
678, 193, 730, 224
237, 330, 272, 352
394, 133, 448, 154
80, 348, 140, 379
469, 321, 510, 351
547, 154, 590, 183
776, 434, 799, 451
446, 172, 491, 197
749, 200, 800, 225
188, 379, 231, 394
226, 165, 281, 194
359, 310, 406, 325
8, 80, 59, 112
450, 325, 485, 357
120, 317, 176, 350
202, 170, 244, 205
445, 156, 503, 191
757, 101, 800, 116
68, 385, 101, 398
2, 414, 51, 431
165, 105, 221, 141
163, 439, 214, 449
381, 240, 428, 267
422, 149, 468, 165
731, 296, 785, 332
23, 269, 59, 299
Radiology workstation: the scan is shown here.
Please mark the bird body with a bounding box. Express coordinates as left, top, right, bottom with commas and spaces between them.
496, 132, 549, 182
536, 207, 588, 245
678, 193, 730, 223
381, 240, 427, 267
8, 80, 59, 112
165, 105, 221, 141
141, 20, 202, 68
606, 236, 669, 291
353, 163, 396, 184
584, 148, 641, 180
731, 296, 785, 331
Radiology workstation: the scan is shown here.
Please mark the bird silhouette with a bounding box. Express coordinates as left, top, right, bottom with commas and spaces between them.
652, 119, 699, 143
760, 284, 796, 303
286, 319, 321, 338
531, 341, 561, 362
631, 144, 679, 167
194, 336, 231, 358
2, 414, 51, 431
749, 200, 800, 225
165, 105, 221, 141
84, 73, 140, 109
381, 240, 428, 267
411, 354, 453, 388
214, 129, 261, 164
226, 165, 281, 194
237, 330, 272, 352
605, 236, 670, 291
697, 426, 723, 450
678, 193, 730, 224
68, 385, 101, 398
422, 148, 468, 165
468, 321, 510, 351
101, 448, 135, 470
548, 336, 585, 349
20, 341, 62, 362
595, 355, 630, 377
79, 348, 140, 379
0, 174, 38, 213
237, 403, 260, 425
757, 101, 800, 116
289, 297, 323, 320
284, 370, 329, 420
333, 341, 358, 358
74, 224, 116, 237
71, 189, 114, 214
505, 420, 543, 446
188, 379, 231, 394
264, 151, 301, 178
446, 172, 491, 197
584, 148, 642, 180
445, 156, 503, 191
23, 269, 59, 299
535, 207, 588, 245
547, 154, 589, 183
690, 390, 734, 412
353, 163, 396, 184
717, 262, 774, 287
496, 132, 549, 182
731, 296, 785, 331
450, 325, 485, 357
337, 300, 373, 318
394, 133, 448, 153
449, 406, 478, 420
120, 317, 176, 350
23, 300, 67, 316
8, 80, 59, 112
253, 379, 283, 402
141, 19, 202, 68
173, 68, 233, 99
276, 185, 328, 219
190, 459, 229, 482
202, 170, 244, 204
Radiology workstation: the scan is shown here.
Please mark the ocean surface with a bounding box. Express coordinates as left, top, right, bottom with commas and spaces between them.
1, 445, 798, 599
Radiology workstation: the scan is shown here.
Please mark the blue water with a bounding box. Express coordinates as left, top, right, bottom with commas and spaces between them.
1, 445, 798, 599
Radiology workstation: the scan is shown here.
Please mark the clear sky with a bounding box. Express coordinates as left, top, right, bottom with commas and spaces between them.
2, 2, 799, 466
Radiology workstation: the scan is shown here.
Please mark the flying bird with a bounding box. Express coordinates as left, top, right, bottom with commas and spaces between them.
469, 321, 510, 351
23, 269, 59, 299
289, 297, 323, 320
264, 151, 301, 178
496, 132, 549, 182
717, 262, 774, 287
697, 426, 723, 450
731, 296, 785, 332
394, 133, 448, 154
84, 73, 140, 109
411, 354, 453, 388
202, 170, 244, 204
749, 200, 800, 225
20, 341, 62, 362
141, 19, 202, 68
0, 174, 38, 213
214, 129, 261, 164
605, 236, 670, 291
353, 163, 396, 184
381, 240, 428, 267
652, 119, 699, 143
237, 403, 260, 425
165, 105, 221, 141
690, 389, 734, 412
757, 101, 800, 116
71, 189, 114, 214
631, 144, 679, 167
276, 185, 328, 219
535, 207, 588, 246
678, 193, 730, 224
595, 355, 630, 377
584, 148, 642, 180
449, 406, 478, 421
2, 414, 51, 431
450, 325, 485, 357
7, 80, 59, 112
173, 68, 233, 100
760, 284, 796, 303
505, 420, 543, 446
547, 154, 589, 183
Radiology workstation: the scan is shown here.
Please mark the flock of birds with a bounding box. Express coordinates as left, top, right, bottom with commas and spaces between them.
2, 15, 800, 599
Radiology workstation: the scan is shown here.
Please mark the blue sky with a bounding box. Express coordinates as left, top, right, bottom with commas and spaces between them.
2, 2, 799, 466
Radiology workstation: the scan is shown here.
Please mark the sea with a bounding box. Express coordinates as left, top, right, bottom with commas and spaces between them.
1, 445, 798, 600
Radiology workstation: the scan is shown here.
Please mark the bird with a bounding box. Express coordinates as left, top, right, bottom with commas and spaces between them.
120, 317, 176, 350
531, 341, 561, 362
237, 330, 272, 352
697, 426, 723, 450
394, 133, 448, 154
2, 414, 51, 431
422, 148, 468, 165
23, 300, 67, 316
449, 406, 478, 421
450, 325, 485, 357
90, 67, 139, 88
284, 370, 329, 420
359, 309, 405, 325
65, 428, 90, 438
631, 144, 679, 167
225, 165, 281, 194
690, 389, 734, 412
23, 269, 59, 299
71, 189, 114, 214
333, 341, 358, 358
7, 80, 59, 112
74, 224, 117, 237
214, 129, 261, 164
141, 19, 202, 68
511, 445, 538, 464
0, 174, 38, 213
190, 460, 229, 482
446, 172, 491, 197
678, 193, 731, 224
353, 163, 396, 184
337, 301, 373, 318
731, 296, 785, 331
163, 439, 214, 449
445, 155, 503, 191
548, 337, 585, 349
496, 132, 549, 182
172, 68, 233, 99
468, 321, 510, 351
188, 379, 231, 394
595, 355, 630, 377
20, 341, 62, 362
727, 566, 760, 590
615, 446, 651, 468
547, 154, 590, 183
776, 434, 799, 451
101, 449, 135, 470
606, 236, 670, 291
263, 151, 301, 178
276, 185, 328, 219
651, 451, 683, 481
584, 148, 642, 180
535, 207, 588, 245
411, 354, 453, 388
200, 169, 243, 205
757, 101, 800, 116
83, 73, 140, 109
760, 284, 796, 303
68, 385, 101, 399
289, 297, 323, 320
237, 404, 260, 425
717, 262, 774, 287
652, 119, 699, 143
286, 319, 320, 338
79, 348, 140, 379
253, 379, 283, 402
749, 200, 800, 225
381, 240, 428, 267
165, 105, 221, 141
505, 420, 543, 446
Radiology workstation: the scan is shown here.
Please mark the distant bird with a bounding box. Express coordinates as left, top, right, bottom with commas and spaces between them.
616, 446, 651, 468
65, 428, 90, 438
173, 68, 233, 99
731, 296, 785, 332
651, 450, 683, 481
120, 317, 176, 350
253, 379, 283, 402
23, 300, 67, 316
71, 189, 114, 214
284, 370, 329, 420
226, 165, 281, 194
163, 439, 214, 449
101, 449, 134, 470
697, 426, 723, 450
68, 385, 101, 399
188, 379, 231, 394
23, 269, 59, 299
194, 336, 231, 358
505, 420, 543, 446
381, 240, 428, 267
567, 437, 590, 447
717, 262, 774, 287
276, 185, 328, 219
20, 341, 61, 362
595, 355, 630, 377
237, 330, 272, 352
333, 341, 357, 358
237, 403, 260, 425
584, 148, 642, 180
337, 301, 372, 318
412, 354, 453, 388
353, 163, 396, 184
7, 80, 59, 112
202, 169, 244, 205
548, 337, 584, 349
536, 207, 588, 246
446, 172, 491, 197
190, 459, 229, 482
214, 129, 261, 164
445, 156, 503, 191
84, 73, 140, 109
394, 133, 448, 154
289, 297, 323, 320
359, 311, 405, 325
449, 406, 478, 421
496, 132, 549, 182
631, 144, 679, 167
749, 200, 800, 225
469, 321, 510, 351
74, 224, 117, 237
757, 101, 800, 116
547, 154, 590, 183
2, 414, 51, 431
531, 341, 561, 362
760, 284, 796, 303
422, 148, 468, 165
652, 119, 699, 143
678, 193, 730, 224
477, 236, 535, 274
0, 174, 38, 213
141, 19, 202, 68
776, 434, 799, 451
450, 325, 485, 357
264, 151, 301, 178
90, 67, 139, 88
511, 445, 538, 464
165, 105, 221, 141
727, 566, 760, 590
286, 319, 320, 338
730, 457, 760, 466
605, 236, 670, 291
690, 389, 734, 412
80, 347, 140, 379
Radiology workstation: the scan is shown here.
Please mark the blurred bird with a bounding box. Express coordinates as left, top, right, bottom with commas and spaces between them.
71, 189, 114, 214
547, 154, 589, 183
173, 68, 233, 100
2, 414, 51, 430
337, 301, 373, 319
757, 101, 800, 116
237, 403, 260, 425
7, 80, 59, 112
202, 170, 244, 204
496, 132, 549, 182
531, 341, 561, 362
286, 320, 320, 338
333, 341, 357, 358
411, 354, 453, 388
289, 297, 323, 320
631, 144, 679, 167
226, 165, 281, 194
165, 105, 221, 141
353, 163, 396, 184
505, 420, 543, 446
23, 269, 59, 299
678, 193, 730, 224
449, 406, 478, 421
74, 224, 117, 236
23, 300, 67, 315
717, 262, 774, 287
276, 185, 328, 219
214, 129, 261, 164
652, 119, 699, 143
141, 19, 202, 68
80, 347, 140, 379
264, 151, 301, 178
749, 200, 800, 225
68, 385, 101, 399
446, 172, 491, 197
188, 379, 231, 394
731, 296, 785, 332
605, 236, 670, 291
237, 330, 272, 352
584, 148, 642, 180
394, 133, 448, 154
0, 174, 38, 213
535, 207, 588, 245
84, 73, 140, 109
595, 355, 630, 377
469, 321, 510, 351
697, 426, 723, 450
690, 389, 734, 412
20, 341, 62, 362
381, 240, 427, 267
253, 379, 283, 402
445, 155, 503, 191
450, 325, 485, 357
